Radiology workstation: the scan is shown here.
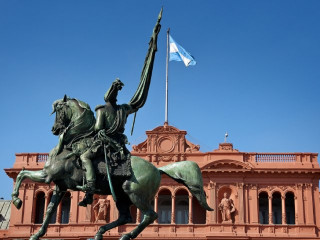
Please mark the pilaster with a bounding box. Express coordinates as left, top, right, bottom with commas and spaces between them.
24, 183, 36, 224
208, 181, 216, 223
238, 183, 244, 223
69, 191, 79, 223
171, 195, 175, 224
136, 209, 141, 223
154, 195, 158, 223
249, 184, 258, 224
296, 183, 305, 224
281, 195, 286, 224
268, 195, 272, 224
188, 195, 192, 224
305, 183, 315, 225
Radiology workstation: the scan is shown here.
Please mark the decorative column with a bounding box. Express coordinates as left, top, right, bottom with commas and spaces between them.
296, 183, 304, 224
24, 183, 36, 224
305, 183, 315, 225
249, 184, 258, 224
312, 181, 320, 227
238, 183, 244, 223
69, 191, 79, 223
245, 184, 249, 223
17, 183, 27, 224
268, 195, 273, 224
171, 195, 175, 224
44, 194, 49, 214
281, 195, 286, 224
154, 195, 158, 223
208, 181, 216, 223
188, 195, 193, 224
136, 209, 141, 223
56, 202, 62, 224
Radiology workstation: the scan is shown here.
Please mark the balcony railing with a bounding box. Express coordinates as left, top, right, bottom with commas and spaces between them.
255, 154, 296, 162
36, 154, 49, 162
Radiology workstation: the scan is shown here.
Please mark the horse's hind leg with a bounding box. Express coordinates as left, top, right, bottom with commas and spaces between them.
120, 194, 158, 240
11, 169, 47, 209
29, 185, 64, 240
94, 198, 133, 240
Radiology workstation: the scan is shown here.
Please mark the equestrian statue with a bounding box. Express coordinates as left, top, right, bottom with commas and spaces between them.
10, 8, 213, 240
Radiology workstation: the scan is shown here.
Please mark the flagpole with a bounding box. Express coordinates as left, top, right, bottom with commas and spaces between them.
165, 28, 170, 125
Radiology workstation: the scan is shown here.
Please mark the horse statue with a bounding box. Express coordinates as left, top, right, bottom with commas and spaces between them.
11, 96, 213, 240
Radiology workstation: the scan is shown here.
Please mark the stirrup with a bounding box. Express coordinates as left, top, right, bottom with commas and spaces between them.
76, 184, 95, 193
76, 180, 96, 193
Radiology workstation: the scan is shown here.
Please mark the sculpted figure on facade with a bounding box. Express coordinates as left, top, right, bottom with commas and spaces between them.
93, 197, 110, 222
219, 192, 235, 222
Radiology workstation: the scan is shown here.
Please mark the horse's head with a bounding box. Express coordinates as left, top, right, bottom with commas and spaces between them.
51, 95, 73, 136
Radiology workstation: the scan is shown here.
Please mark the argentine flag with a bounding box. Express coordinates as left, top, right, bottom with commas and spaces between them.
169, 35, 196, 67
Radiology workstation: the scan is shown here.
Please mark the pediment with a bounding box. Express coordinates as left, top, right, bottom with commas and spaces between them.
148, 125, 181, 133
131, 124, 201, 154
202, 159, 253, 172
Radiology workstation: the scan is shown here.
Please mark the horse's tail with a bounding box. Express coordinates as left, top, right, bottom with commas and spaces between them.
158, 161, 214, 211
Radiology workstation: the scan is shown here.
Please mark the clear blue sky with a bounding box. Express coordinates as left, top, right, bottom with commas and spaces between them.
1, 1, 319, 199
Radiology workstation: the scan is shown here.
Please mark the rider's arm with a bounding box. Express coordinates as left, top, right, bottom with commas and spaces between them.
94, 108, 105, 132
122, 104, 136, 114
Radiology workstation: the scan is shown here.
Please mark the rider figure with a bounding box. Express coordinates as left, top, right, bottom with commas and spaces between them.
76, 9, 161, 206
77, 78, 143, 206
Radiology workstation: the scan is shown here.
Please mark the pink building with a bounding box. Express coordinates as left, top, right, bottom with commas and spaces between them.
2, 124, 320, 239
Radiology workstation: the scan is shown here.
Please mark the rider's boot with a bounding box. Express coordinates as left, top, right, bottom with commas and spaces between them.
77, 152, 96, 206
78, 180, 95, 207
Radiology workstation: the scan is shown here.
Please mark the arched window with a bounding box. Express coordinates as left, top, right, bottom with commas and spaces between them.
259, 192, 269, 224
60, 192, 71, 224
158, 189, 171, 224
285, 192, 295, 224
48, 192, 57, 224
34, 192, 45, 224
272, 192, 282, 224
175, 189, 189, 224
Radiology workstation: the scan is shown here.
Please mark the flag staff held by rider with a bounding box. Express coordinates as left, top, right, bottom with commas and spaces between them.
165, 28, 197, 125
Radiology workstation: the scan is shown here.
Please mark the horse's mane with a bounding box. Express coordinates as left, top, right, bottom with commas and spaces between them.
63, 98, 96, 146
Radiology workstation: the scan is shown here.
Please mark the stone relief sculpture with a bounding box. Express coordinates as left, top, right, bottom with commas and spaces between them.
218, 192, 235, 223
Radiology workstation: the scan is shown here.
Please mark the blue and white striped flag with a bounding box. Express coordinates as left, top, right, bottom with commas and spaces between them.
169, 35, 196, 67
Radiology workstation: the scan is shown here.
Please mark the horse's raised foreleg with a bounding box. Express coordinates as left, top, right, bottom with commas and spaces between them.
12, 169, 47, 209
94, 199, 133, 240
119, 195, 157, 240
29, 186, 64, 240
120, 209, 157, 240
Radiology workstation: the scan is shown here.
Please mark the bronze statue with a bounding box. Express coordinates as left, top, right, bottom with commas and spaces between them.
76, 76, 150, 206
10, 9, 214, 240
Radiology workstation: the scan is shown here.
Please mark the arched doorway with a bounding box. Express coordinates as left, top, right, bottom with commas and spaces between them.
272, 192, 282, 224
34, 192, 45, 224
47, 192, 57, 224
60, 192, 71, 224
158, 189, 171, 224
175, 189, 189, 224
259, 192, 269, 224
285, 192, 295, 224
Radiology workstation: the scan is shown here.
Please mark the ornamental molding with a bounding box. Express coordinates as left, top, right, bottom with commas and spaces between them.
202, 159, 253, 172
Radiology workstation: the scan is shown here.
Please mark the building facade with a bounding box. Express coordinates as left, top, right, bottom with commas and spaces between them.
2, 124, 320, 240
